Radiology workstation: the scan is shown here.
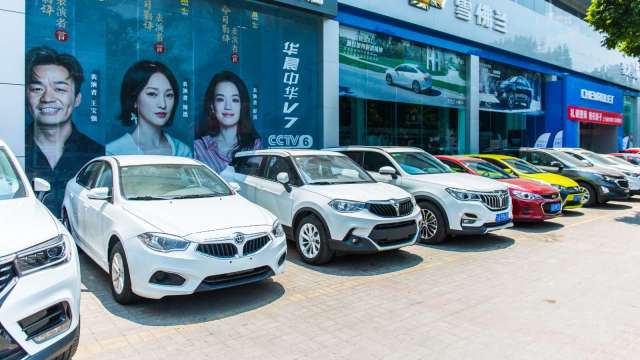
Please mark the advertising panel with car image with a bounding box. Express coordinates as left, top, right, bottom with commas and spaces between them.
479, 60, 543, 114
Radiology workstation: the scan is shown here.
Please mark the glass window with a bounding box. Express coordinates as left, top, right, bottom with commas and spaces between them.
233, 156, 264, 177
293, 155, 374, 185
548, 150, 591, 168
362, 152, 394, 172
390, 151, 452, 175
340, 151, 364, 166
527, 152, 556, 167
440, 159, 467, 173
265, 156, 298, 185
94, 163, 113, 190
462, 160, 513, 179
76, 162, 103, 189
0, 149, 26, 200
120, 164, 232, 200
502, 158, 544, 174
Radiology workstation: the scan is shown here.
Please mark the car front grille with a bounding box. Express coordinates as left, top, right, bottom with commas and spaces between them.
367, 198, 414, 217
479, 191, 510, 211
541, 192, 561, 200
542, 202, 562, 215
197, 243, 238, 258
616, 180, 629, 189
0, 260, 16, 295
368, 220, 418, 247
196, 266, 274, 292
243, 235, 271, 256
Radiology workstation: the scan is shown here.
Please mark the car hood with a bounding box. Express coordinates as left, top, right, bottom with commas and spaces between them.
410, 173, 508, 192
303, 182, 411, 202
122, 195, 273, 238
499, 178, 557, 194
521, 173, 578, 187
575, 166, 626, 177
0, 197, 60, 257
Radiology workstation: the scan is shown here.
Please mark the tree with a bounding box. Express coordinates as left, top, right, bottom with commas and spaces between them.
586, 0, 640, 58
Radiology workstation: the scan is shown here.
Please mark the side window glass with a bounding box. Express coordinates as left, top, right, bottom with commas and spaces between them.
442, 160, 466, 173
94, 163, 113, 191
342, 151, 363, 166
77, 162, 102, 189
235, 156, 264, 176
265, 156, 294, 182
484, 158, 508, 171
363, 152, 394, 172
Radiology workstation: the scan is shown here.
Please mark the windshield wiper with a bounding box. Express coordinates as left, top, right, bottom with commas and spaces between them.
308, 181, 334, 185
127, 195, 172, 200
168, 193, 225, 199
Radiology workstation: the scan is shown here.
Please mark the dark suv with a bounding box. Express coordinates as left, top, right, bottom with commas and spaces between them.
497, 76, 534, 109
519, 148, 630, 206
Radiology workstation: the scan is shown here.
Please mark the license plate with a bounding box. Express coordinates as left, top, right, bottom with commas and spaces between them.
574, 195, 581, 202
550, 202, 561, 212
495, 212, 510, 223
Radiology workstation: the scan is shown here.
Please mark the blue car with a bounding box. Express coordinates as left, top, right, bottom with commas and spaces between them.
497, 76, 534, 109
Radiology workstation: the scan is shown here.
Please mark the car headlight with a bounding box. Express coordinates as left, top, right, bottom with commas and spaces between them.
15, 234, 71, 276
271, 220, 285, 238
511, 190, 543, 200
329, 199, 366, 212
445, 188, 482, 202
138, 233, 190, 252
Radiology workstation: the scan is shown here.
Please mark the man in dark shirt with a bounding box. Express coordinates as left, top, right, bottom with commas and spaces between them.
25, 46, 104, 215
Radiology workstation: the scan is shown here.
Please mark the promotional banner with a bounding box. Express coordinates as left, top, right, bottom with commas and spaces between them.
479, 60, 543, 114
339, 25, 466, 108
26, 0, 322, 213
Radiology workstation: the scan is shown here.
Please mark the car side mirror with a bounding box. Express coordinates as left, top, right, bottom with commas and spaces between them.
87, 187, 111, 201
379, 166, 397, 178
32, 178, 50, 193
550, 161, 563, 169
276, 172, 292, 192
229, 182, 241, 192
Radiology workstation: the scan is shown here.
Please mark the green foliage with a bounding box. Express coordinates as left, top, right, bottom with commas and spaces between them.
586, 0, 640, 58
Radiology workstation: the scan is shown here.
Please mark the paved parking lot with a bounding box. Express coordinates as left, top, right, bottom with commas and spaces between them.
76, 199, 640, 360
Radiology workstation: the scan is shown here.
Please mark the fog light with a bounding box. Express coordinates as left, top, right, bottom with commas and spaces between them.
601, 186, 610, 194
461, 213, 478, 225
278, 252, 286, 266
19, 302, 71, 344
149, 271, 185, 286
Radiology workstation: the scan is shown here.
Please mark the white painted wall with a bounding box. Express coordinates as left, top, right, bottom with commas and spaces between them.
0, 1, 26, 166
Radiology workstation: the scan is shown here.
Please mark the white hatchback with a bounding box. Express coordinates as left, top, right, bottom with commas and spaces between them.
222, 149, 421, 265
0, 140, 80, 359
62, 155, 286, 304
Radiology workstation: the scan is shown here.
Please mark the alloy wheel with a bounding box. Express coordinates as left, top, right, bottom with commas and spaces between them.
579, 186, 590, 204
299, 223, 321, 259
419, 208, 438, 240
111, 253, 125, 295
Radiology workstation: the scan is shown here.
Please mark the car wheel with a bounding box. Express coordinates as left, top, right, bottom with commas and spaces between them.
507, 92, 516, 108
412, 81, 421, 94
578, 182, 597, 206
385, 74, 393, 85
418, 202, 447, 244
109, 242, 139, 304
295, 215, 334, 265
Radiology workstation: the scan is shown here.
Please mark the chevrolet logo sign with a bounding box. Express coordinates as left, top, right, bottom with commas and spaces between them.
409, 0, 446, 11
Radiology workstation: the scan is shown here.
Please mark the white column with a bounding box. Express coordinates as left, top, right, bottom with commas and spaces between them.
0, 1, 25, 167
322, 18, 339, 148
467, 55, 480, 153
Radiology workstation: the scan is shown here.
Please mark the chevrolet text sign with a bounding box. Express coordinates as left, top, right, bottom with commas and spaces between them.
580, 89, 615, 104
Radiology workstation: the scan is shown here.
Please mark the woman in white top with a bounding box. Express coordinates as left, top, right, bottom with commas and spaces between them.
107, 60, 192, 157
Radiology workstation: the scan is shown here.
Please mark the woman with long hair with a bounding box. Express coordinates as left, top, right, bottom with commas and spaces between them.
194, 70, 261, 172
107, 60, 192, 157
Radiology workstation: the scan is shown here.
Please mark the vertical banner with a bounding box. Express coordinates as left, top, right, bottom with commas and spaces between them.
26, 0, 322, 213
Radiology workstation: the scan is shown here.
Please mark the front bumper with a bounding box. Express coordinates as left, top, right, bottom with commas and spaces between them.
324, 206, 421, 254
597, 181, 630, 201
442, 197, 513, 234
562, 191, 585, 210
125, 229, 287, 299
512, 198, 562, 222
0, 244, 81, 359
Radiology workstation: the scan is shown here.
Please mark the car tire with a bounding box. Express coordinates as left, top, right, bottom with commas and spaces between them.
385, 74, 393, 85
109, 242, 139, 304
418, 201, 447, 244
295, 215, 334, 265
507, 92, 516, 109
579, 182, 597, 206
412, 80, 421, 94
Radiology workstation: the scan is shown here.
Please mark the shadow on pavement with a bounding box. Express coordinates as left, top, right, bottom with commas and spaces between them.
418, 234, 514, 253
591, 202, 633, 210
510, 221, 564, 234
615, 212, 640, 225
285, 242, 423, 276
79, 253, 285, 326
561, 210, 584, 217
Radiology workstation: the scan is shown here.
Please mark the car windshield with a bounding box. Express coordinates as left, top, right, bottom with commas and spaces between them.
503, 158, 544, 174
293, 155, 374, 185
0, 149, 27, 200
553, 151, 596, 167
120, 164, 232, 200
390, 152, 452, 175
462, 160, 513, 179
608, 155, 634, 167
581, 152, 619, 166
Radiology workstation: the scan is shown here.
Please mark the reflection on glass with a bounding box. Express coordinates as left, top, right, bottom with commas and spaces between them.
503, 158, 544, 174
390, 151, 451, 175
0, 149, 27, 200
293, 155, 374, 185
463, 160, 513, 179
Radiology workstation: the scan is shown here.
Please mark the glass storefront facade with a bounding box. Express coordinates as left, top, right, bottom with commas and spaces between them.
623, 96, 639, 149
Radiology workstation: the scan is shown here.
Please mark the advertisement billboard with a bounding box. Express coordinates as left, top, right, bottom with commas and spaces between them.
26, 0, 322, 213
339, 25, 467, 109
479, 60, 543, 114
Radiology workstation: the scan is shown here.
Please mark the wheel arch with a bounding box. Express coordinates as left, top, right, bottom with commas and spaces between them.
292, 207, 332, 240
413, 195, 450, 231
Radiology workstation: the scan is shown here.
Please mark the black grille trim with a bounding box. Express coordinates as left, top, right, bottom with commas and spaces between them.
196, 266, 274, 292
197, 243, 238, 258
616, 180, 629, 189
368, 220, 418, 247
0, 325, 27, 360
19, 302, 71, 342
367, 198, 414, 218
243, 235, 271, 256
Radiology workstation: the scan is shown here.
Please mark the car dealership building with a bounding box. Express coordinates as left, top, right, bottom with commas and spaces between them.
1, 0, 639, 171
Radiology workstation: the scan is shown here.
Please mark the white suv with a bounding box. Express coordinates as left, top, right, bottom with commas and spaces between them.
329, 146, 513, 244
222, 149, 421, 265
62, 155, 286, 304
0, 140, 80, 359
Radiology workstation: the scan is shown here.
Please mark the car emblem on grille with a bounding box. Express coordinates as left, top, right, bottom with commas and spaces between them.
392, 200, 400, 216
233, 232, 245, 245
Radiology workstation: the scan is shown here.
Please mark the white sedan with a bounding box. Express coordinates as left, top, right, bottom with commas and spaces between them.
62, 155, 286, 304
384, 63, 433, 94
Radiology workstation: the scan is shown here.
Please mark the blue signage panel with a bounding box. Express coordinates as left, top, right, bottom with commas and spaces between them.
269, 0, 337, 16
564, 76, 624, 114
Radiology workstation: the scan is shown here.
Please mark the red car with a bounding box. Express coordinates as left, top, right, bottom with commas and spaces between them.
621, 148, 640, 154
436, 155, 563, 222
610, 152, 640, 166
